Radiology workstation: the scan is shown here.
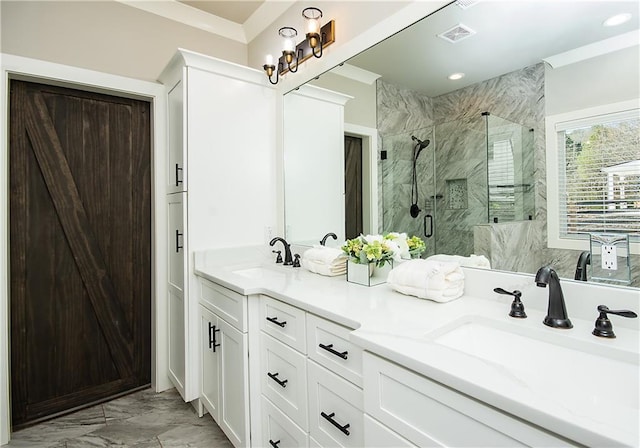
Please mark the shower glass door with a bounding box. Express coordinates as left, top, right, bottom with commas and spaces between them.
380, 127, 437, 257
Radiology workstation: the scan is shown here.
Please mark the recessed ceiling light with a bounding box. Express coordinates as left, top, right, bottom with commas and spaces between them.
603, 13, 632, 27
448, 72, 465, 80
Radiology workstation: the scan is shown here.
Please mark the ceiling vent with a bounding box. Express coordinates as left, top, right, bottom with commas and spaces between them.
455, 0, 479, 9
437, 23, 476, 44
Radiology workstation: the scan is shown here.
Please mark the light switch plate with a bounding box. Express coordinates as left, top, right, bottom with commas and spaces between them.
601, 245, 618, 270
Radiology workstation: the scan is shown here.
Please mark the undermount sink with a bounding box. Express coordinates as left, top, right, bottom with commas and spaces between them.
230, 266, 287, 280
428, 316, 639, 411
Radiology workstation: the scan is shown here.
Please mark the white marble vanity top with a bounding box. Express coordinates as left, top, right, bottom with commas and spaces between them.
195, 245, 640, 447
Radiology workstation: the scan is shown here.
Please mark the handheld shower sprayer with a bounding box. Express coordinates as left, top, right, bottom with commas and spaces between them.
410, 135, 430, 218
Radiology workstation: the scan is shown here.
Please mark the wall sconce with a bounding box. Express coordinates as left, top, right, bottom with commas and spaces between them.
303, 7, 323, 58
263, 6, 336, 84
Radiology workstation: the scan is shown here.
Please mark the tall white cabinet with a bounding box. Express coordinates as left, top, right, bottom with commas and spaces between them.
283, 85, 352, 244
159, 49, 277, 404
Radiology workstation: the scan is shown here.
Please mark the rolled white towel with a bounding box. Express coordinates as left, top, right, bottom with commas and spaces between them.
387, 259, 464, 303
426, 254, 491, 269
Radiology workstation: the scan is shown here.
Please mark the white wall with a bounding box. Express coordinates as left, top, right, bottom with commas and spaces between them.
545, 45, 640, 115
0, 0, 247, 82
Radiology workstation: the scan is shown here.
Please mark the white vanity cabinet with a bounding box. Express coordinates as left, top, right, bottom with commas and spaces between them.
159, 49, 277, 404
363, 352, 578, 447
256, 296, 365, 448
199, 278, 249, 448
258, 296, 309, 447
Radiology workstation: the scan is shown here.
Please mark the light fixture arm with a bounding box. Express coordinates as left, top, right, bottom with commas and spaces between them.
263, 62, 281, 85
308, 32, 324, 58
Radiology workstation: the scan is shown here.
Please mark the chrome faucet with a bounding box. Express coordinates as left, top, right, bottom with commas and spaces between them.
320, 232, 337, 246
269, 237, 293, 266
535, 266, 573, 329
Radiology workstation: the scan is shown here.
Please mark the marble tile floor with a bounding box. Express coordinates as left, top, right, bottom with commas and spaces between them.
6, 388, 233, 447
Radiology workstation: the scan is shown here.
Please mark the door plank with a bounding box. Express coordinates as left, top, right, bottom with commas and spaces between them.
23, 91, 134, 378
9, 80, 29, 424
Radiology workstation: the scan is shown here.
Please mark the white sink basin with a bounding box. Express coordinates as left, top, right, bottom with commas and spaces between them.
230, 266, 287, 280
429, 317, 639, 411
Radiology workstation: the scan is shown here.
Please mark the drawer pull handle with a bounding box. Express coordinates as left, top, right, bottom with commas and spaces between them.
321, 411, 350, 436
269, 440, 281, 448
319, 343, 348, 360
267, 372, 288, 388
266, 316, 287, 328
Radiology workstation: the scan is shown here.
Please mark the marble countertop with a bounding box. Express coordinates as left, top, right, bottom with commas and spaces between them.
195, 245, 640, 447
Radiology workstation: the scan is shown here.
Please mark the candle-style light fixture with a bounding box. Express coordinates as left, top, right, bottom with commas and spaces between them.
279, 27, 303, 73
302, 7, 323, 58
262, 6, 336, 84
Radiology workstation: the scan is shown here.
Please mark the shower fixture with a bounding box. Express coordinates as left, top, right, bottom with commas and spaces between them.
410, 135, 430, 218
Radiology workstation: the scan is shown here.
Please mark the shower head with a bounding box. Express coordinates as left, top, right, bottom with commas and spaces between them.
411, 135, 430, 150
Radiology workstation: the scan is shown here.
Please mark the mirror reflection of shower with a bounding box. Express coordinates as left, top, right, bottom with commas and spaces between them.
410, 135, 430, 218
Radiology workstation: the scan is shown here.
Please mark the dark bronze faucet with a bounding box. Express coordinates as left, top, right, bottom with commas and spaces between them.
320, 232, 337, 246
535, 266, 573, 329
269, 237, 293, 266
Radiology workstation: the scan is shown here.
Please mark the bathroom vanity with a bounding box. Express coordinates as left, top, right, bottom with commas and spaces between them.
193, 246, 639, 448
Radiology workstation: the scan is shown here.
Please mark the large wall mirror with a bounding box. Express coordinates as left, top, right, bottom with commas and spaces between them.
283, 0, 639, 286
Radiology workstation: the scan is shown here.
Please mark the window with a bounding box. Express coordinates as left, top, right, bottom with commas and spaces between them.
547, 101, 640, 253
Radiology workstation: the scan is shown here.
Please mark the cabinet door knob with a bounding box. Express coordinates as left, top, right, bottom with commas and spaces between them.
321, 411, 350, 436
267, 372, 288, 388
319, 343, 348, 360
269, 440, 281, 448
266, 316, 287, 328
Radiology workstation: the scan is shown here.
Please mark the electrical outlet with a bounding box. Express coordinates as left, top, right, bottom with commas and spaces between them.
601, 245, 618, 270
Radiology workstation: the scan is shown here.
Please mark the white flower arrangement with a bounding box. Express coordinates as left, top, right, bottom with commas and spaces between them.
341, 233, 426, 267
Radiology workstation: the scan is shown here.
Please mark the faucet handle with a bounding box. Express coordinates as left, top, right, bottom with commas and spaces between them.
493, 288, 527, 319
293, 254, 301, 268
593, 305, 638, 338
272, 250, 283, 264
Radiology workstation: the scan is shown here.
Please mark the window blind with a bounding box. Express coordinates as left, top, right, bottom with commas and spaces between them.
557, 111, 639, 240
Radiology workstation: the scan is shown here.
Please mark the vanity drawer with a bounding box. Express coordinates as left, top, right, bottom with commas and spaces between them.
262, 396, 309, 448
307, 360, 363, 448
364, 414, 418, 448
363, 353, 577, 447
260, 295, 306, 353
306, 313, 362, 387
260, 332, 308, 430
199, 278, 247, 332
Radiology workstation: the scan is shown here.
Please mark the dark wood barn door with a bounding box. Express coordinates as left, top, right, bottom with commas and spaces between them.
9, 80, 151, 427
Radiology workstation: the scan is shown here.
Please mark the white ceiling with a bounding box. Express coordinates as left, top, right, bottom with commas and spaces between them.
345, 1, 640, 96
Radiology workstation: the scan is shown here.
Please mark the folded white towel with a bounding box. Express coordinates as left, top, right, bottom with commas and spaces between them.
303, 246, 346, 266
387, 259, 464, 303
302, 246, 347, 277
425, 254, 491, 269
302, 259, 347, 277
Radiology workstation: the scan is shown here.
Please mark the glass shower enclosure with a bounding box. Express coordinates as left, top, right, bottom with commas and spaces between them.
380, 112, 535, 258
